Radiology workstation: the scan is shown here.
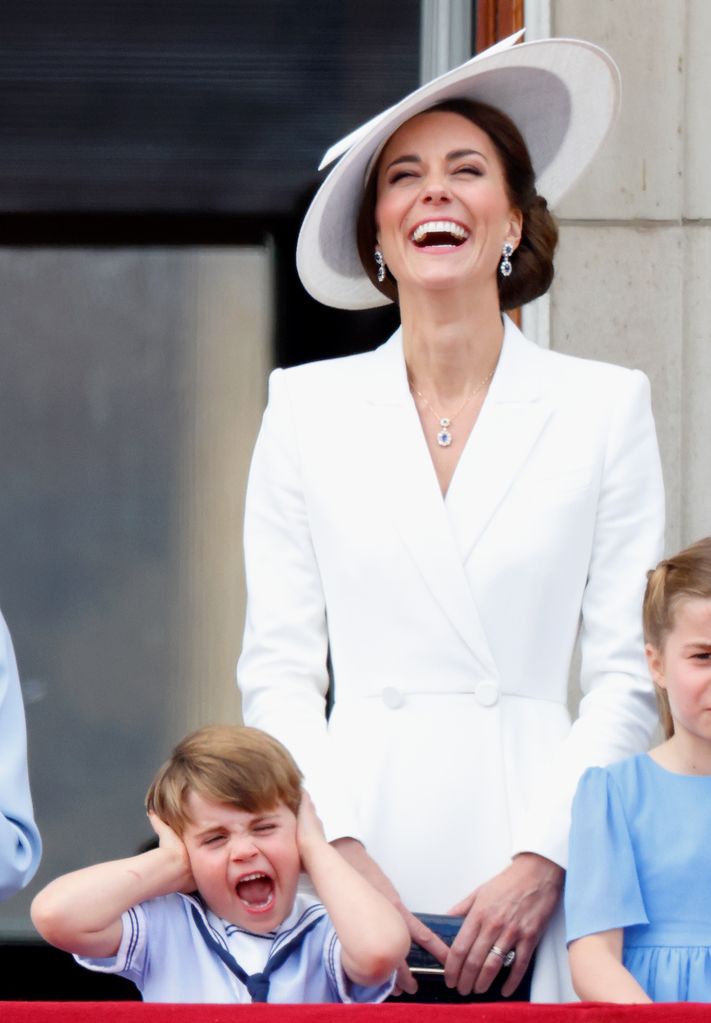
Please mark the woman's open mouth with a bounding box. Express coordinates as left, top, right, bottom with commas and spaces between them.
410, 220, 470, 248
235, 872, 275, 912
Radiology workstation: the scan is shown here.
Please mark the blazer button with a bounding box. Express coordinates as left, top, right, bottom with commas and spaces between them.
382, 686, 405, 709
474, 681, 499, 707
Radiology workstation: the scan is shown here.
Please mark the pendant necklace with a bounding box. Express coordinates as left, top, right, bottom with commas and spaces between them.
409, 365, 496, 448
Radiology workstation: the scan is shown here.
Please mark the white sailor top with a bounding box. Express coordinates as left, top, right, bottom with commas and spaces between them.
76, 891, 395, 1004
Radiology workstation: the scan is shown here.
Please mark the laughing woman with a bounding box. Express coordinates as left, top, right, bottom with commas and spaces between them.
237, 36, 665, 1003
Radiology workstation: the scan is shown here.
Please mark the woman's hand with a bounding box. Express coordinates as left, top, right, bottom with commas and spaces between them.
331, 836, 449, 994
444, 853, 564, 996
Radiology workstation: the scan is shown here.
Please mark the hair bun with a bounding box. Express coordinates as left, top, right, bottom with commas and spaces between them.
499, 190, 558, 311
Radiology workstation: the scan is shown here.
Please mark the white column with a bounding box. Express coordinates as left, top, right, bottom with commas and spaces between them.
420, 0, 473, 81
523, 0, 551, 40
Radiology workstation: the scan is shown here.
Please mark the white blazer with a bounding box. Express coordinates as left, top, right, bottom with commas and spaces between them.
238, 316, 665, 1001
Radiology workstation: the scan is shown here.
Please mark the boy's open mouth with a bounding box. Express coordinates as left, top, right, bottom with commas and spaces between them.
236, 872, 275, 911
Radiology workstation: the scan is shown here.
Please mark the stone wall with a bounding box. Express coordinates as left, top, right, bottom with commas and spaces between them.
545, 0, 710, 550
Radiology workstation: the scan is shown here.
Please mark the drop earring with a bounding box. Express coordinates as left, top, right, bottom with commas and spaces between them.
499, 242, 513, 278
374, 249, 386, 283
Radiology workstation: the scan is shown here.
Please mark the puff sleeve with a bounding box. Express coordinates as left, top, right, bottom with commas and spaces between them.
565, 766, 648, 943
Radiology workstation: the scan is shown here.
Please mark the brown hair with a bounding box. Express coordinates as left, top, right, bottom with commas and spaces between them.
643, 537, 711, 739
356, 99, 558, 310
145, 725, 302, 835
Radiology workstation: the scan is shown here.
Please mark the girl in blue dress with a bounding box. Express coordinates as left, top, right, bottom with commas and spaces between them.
565, 536, 711, 1003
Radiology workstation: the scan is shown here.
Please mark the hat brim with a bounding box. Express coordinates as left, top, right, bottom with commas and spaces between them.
296, 36, 620, 310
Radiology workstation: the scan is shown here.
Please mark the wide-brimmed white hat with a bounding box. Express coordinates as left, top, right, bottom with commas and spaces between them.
296, 32, 620, 310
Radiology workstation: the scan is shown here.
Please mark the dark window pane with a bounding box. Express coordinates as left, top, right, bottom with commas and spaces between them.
0, 0, 420, 213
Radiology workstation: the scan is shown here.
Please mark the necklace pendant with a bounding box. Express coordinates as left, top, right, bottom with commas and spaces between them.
437, 425, 453, 447
435, 429, 454, 450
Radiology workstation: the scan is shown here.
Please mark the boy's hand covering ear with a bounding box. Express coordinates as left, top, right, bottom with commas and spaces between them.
296, 790, 327, 854
148, 811, 197, 894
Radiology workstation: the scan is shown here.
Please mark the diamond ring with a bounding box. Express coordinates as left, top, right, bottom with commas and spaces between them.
489, 945, 516, 967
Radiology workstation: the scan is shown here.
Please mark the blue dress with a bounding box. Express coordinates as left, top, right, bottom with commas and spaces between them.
565, 754, 711, 1002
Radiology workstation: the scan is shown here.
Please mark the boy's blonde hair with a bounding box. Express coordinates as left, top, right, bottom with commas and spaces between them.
643, 537, 711, 739
145, 725, 302, 835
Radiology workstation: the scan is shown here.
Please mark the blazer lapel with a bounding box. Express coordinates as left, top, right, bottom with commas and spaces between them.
363, 331, 499, 678
445, 317, 553, 565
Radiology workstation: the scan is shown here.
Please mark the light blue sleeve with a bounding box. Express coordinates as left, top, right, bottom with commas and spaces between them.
565, 765, 648, 943
323, 928, 395, 1004
0, 613, 42, 901
75, 904, 147, 988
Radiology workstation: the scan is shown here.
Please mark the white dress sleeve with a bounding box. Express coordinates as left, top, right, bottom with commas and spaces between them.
237, 368, 362, 842
513, 368, 665, 866
0, 611, 42, 900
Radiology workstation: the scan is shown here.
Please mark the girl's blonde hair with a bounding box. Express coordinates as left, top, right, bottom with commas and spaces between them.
145, 725, 302, 835
643, 537, 711, 739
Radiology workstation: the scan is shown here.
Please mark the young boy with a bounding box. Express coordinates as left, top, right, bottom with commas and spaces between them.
31, 725, 410, 1003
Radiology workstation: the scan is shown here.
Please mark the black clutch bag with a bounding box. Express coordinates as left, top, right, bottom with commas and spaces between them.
397, 913, 534, 1005
406, 913, 462, 975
